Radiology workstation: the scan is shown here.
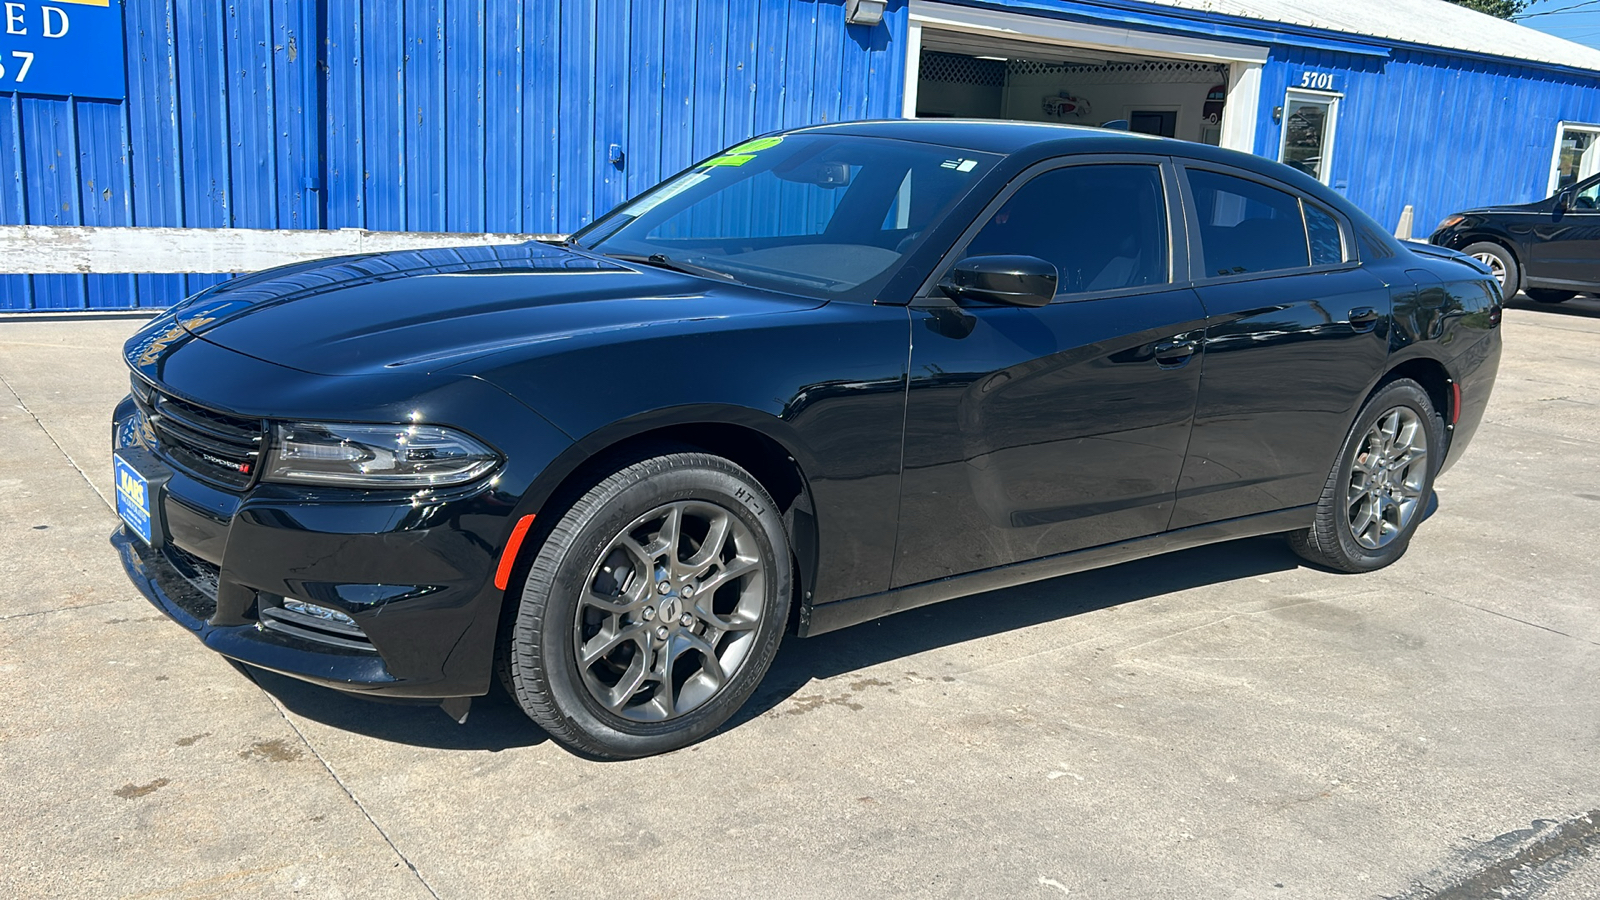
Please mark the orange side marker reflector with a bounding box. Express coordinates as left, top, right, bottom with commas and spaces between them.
1450, 382, 1462, 425
495, 514, 537, 591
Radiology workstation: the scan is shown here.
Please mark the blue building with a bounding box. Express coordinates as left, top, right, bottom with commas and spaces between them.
1, 0, 1597, 311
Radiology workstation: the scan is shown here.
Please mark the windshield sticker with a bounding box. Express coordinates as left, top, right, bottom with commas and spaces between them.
703, 154, 756, 167
623, 172, 711, 216
940, 158, 979, 172
725, 136, 784, 155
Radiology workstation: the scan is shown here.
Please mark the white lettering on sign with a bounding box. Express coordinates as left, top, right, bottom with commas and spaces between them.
4, 3, 23, 35
1299, 71, 1336, 91
41, 5, 67, 39
0, 50, 35, 81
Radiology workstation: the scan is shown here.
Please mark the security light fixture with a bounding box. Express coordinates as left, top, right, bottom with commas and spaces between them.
846, 0, 887, 26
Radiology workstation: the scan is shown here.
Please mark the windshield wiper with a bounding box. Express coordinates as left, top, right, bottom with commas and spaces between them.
604, 253, 737, 282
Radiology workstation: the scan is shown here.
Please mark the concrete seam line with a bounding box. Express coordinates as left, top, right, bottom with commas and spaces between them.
0, 368, 111, 509
249, 672, 445, 900
1410, 584, 1600, 649
0, 599, 122, 622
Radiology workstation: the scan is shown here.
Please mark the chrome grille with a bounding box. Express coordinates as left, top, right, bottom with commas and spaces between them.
131, 376, 265, 489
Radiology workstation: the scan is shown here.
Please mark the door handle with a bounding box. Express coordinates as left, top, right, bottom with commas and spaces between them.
1153, 339, 1197, 368
1349, 307, 1380, 333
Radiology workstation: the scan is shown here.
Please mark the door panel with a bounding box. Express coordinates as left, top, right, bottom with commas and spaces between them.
891, 159, 1204, 588
1530, 178, 1600, 287
895, 293, 1208, 586
1171, 269, 1391, 527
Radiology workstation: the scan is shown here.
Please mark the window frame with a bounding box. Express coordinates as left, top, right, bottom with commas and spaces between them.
1173, 160, 1360, 286
1548, 121, 1600, 197
912, 154, 1190, 307
1277, 88, 1341, 187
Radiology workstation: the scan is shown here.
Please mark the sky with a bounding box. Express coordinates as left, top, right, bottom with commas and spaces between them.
1518, 0, 1600, 51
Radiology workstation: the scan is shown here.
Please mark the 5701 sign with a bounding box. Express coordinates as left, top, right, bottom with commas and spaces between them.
0, 0, 125, 100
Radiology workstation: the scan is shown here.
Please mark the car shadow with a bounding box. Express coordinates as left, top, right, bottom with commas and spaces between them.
240, 534, 1306, 753
729, 535, 1307, 728
1508, 292, 1600, 318
243, 665, 549, 752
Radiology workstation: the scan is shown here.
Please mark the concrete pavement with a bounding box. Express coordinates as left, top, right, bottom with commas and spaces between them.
1, 296, 1596, 899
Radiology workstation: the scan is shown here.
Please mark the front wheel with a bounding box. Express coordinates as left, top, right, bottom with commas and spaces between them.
1289, 379, 1443, 573
1526, 288, 1576, 304
1461, 241, 1520, 298
500, 451, 790, 759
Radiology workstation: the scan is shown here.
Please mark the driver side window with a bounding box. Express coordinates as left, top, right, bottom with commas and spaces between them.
1577, 178, 1600, 210
960, 163, 1170, 298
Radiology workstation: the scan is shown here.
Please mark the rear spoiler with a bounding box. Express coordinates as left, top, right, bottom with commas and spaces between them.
1407, 241, 1493, 277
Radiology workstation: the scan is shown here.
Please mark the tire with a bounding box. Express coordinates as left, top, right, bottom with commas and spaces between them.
1289, 379, 1443, 573
1526, 288, 1576, 304
1461, 241, 1520, 298
501, 451, 790, 759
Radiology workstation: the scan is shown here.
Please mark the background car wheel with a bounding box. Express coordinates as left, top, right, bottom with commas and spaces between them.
1289, 379, 1443, 573
1526, 288, 1576, 304
500, 451, 790, 759
1461, 241, 1520, 298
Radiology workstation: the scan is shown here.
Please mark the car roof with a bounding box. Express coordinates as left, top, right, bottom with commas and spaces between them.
793, 118, 1352, 217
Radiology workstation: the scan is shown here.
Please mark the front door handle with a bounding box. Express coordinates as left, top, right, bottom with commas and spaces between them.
1349, 307, 1380, 333
1153, 339, 1197, 368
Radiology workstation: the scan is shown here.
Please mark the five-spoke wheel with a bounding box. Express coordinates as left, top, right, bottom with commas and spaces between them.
500, 450, 789, 759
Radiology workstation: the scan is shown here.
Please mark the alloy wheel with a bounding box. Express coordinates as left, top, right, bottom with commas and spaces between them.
1346, 407, 1429, 550
1470, 251, 1506, 287
574, 500, 767, 722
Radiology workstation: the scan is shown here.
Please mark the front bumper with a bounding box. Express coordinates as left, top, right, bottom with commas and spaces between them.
110, 391, 562, 700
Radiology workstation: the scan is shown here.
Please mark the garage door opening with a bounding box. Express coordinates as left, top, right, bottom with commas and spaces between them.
904, 1, 1267, 153
915, 48, 1231, 146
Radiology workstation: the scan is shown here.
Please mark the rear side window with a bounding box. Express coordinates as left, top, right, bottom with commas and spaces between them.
1188, 170, 1309, 277
1305, 202, 1345, 266
961, 164, 1169, 297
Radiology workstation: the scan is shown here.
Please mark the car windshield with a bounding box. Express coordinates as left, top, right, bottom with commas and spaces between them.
571, 133, 1001, 302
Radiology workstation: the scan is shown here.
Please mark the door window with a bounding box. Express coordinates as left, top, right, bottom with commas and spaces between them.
960, 164, 1169, 297
1188, 169, 1319, 276
1278, 90, 1339, 184
1304, 202, 1345, 265
1575, 177, 1600, 211
1551, 123, 1600, 195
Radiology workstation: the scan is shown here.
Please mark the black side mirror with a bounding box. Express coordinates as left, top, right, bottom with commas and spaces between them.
939, 255, 1058, 308
1554, 187, 1574, 219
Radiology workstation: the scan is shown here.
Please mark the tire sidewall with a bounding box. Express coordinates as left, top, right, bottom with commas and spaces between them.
1326, 381, 1443, 571
1462, 241, 1520, 298
518, 457, 789, 758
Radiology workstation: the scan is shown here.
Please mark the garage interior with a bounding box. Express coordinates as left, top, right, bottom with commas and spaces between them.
914, 38, 1230, 146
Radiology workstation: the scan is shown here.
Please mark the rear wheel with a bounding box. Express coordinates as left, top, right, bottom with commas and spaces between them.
1462, 241, 1520, 298
501, 452, 789, 759
1289, 379, 1442, 573
1526, 288, 1576, 304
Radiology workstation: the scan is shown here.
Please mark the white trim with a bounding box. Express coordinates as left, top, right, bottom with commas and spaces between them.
908, 1, 1270, 65
1278, 88, 1342, 185
906, 1, 1264, 154
1220, 62, 1261, 154
0, 226, 560, 275
1549, 121, 1600, 197
903, 19, 923, 118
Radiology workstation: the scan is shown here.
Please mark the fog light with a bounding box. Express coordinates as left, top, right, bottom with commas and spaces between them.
282, 598, 356, 627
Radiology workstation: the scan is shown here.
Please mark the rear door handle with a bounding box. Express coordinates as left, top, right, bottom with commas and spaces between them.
1153, 339, 1197, 368
1349, 307, 1380, 332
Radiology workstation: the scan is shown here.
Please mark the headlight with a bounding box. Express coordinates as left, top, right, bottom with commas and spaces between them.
1436, 215, 1466, 231
264, 422, 500, 488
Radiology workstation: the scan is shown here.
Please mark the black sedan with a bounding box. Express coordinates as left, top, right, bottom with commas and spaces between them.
1430, 173, 1600, 303
112, 121, 1501, 759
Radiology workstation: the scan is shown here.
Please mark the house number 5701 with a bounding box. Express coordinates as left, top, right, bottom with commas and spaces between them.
1299, 71, 1335, 90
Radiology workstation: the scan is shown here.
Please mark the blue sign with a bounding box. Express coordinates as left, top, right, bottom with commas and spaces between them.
114, 452, 152, 544
0, 0, 125, 100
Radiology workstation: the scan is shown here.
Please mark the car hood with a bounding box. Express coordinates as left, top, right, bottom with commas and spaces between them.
173, 243, 823, 376
1456, 200, 1549, 216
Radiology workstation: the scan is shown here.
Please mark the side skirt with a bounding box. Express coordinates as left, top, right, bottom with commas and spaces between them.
799, 505, 1315, 637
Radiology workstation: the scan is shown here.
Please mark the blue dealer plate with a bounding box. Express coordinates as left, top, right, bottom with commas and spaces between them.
114, 453, 153, 544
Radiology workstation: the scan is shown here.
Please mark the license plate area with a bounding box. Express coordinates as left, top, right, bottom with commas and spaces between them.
114, 449, 172, 547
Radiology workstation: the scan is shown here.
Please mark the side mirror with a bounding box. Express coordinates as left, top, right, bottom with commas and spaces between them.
939, 255, 1058, 308
1554, 187, 1574, 219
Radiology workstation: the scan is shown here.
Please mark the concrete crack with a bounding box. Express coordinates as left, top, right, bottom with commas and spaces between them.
248, 671, 445, 900
0, 368, 111, 510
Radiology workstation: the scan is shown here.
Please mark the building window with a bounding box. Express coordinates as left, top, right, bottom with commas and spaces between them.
1277, 89, 1340, 185
1550, 122, 1600, 196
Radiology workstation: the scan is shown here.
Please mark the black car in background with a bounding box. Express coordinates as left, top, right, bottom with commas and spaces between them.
112, 121, 1502, 759
1430, 173, 1600, 303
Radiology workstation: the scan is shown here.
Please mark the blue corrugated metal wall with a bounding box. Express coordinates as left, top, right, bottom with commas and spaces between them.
0, 0, 909, 310
1256, 47, 1600, 237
